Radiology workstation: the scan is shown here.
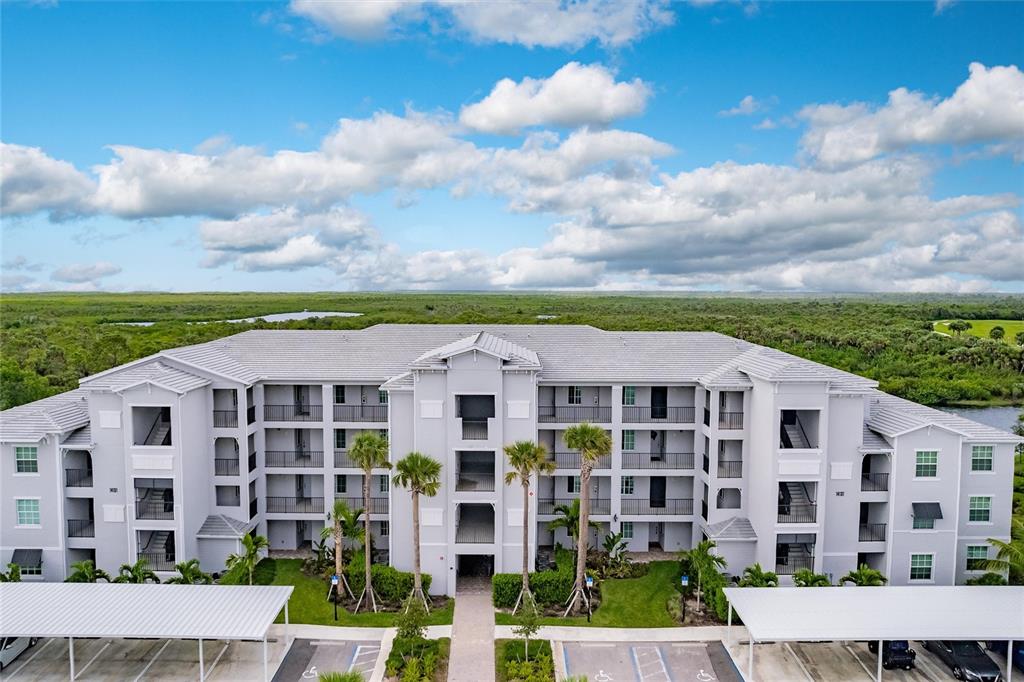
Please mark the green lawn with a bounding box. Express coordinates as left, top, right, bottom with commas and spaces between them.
243, 559, 455, 626
934, 319, 1024, 343
495, 560, 681, 627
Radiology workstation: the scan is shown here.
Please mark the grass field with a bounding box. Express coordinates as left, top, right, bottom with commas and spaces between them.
934, 319, 1024, 342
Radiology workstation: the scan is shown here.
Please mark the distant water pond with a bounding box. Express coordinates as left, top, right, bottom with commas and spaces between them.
937, 405, 1020, 434
107, 310, 363, 326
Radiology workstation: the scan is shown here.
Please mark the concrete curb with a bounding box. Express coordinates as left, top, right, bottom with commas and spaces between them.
494, 624, 746, 642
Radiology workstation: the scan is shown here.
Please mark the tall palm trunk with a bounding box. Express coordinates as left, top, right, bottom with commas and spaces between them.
334, 522, 343, 581
356, 471, 377, 612
412, 490, 423, 594
521, 479, 530, 594
570, 461, 593, 615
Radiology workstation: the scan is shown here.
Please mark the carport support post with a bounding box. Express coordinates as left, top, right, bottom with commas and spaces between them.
285, 602, 290, 645
876, 639, 882, 682
263, 635, 268, 682
1009, 640, 1014, 682
199, 638, 204, 681
69, 637, 75, 681
727, 603, 732, 644
748, 638, 754, 681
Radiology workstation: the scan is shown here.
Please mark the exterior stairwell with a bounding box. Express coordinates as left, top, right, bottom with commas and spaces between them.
782, 421, 809, 448
145, 419, 171, 446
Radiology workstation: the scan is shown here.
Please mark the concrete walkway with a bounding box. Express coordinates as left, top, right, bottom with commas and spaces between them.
494, 624, 744, 643
448, 581, 496, 682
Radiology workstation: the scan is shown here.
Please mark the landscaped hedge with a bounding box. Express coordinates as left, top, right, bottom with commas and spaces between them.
492, 570, 574, 608
346, 552, 431, 604
701, 568, 731, 622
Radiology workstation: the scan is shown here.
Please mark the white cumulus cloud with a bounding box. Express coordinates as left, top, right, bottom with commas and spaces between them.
0, 142, 96, 218
51, 261, 122, 283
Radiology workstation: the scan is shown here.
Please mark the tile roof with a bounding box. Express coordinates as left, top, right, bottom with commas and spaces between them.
80, 361, 210, 393
860, 425, 893, 451
412, 331, 541, 368
868, 391, 1020, 443
196, 514, 253, 538
61, 426, 93, 449
705, 516, 757, 540
0, 389, 90, 442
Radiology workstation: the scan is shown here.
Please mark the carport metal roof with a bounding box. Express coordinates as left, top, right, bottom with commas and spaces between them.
0, 583, 293, 640
723, 585, 1024, 642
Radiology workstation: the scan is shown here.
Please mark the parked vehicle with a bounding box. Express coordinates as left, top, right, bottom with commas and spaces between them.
986, 641, 1024, 674
923, 641, 1003, 682
867, 640, 916, 670
0, 637, 37, 671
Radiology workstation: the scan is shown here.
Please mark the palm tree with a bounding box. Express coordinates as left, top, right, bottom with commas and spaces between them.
793, 568, 831, 587
167, 558, 212, 585
986, 517, 1024, 583
114, 557, 161, 584
547, 499, 597, 558
348, 431, 391, 612
321, 499, 359, 600
504, 439, 555, 613
392, 451, 442, 610
66, 559, 111, 583
680, 540, 727, 609
739, 563, 779, 587
562, 422, 612, 616
226, 534, 270, 585
840, 564, 887, 586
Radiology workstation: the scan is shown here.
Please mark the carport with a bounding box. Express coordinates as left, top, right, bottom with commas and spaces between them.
723, 586, 1024, 682
0, 582, 293, 681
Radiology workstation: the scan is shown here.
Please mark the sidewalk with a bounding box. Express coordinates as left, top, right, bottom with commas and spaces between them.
494, 624, 746, 642
447, 584, 496, 682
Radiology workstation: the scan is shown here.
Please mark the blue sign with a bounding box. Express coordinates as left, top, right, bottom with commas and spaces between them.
331, 574, 339, 585
681, 575, 689, 587
585, 576, 594, 588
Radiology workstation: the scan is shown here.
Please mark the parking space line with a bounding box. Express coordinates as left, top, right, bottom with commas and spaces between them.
7, 638, 56, 679
844, 644, 876, 681
783, 643, 815, 682
133, 639, 171, 682
632, 646, 671, 682
203, 642, 230, 680
914, 648, 948, 682
74, 640, 112, 679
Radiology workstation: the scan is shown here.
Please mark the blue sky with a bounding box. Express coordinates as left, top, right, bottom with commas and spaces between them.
1, 0, 1022, 293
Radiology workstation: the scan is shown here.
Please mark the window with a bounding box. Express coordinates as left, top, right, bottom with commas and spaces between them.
966, 545, 988, 571
378, 429, 388, 442
912, 517, 934, 530
334, 385, 345, 404
378, 390, 388, 405
335, 476, 347, 494
971, 445, 993, 472
719, 392, 727, 409
379, 521, 390, 537
18, 563, 42, 576
621, 522, 633, 539
334, 429, 346, 450
621, 476, 634, 495
915, 451, 938, 478
968, 496, 992, 523
623, 386, 636, 406
567, 386, 582, 405
15, 499, 40, 526
568, 476, 581, 494
622, 430, 636, 451
909, 554, 933, 581
379, 476, 389, 493
15, 446, 38, 474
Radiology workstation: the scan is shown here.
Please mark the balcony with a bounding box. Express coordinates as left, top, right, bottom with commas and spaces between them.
861, 472, 889, 492
621, 452, 694, 470
65, 468, 93, 487
717, 460, 743, 478
621, 406, 696, 423
537, 497, 611, 515
455, 504, 494, 544
138, 551, 176, 572
859, 523, 887, 542
265, 496, 324, 514
265, 450, 324, 468
777, 502, 817, 523
775, 553, 814, 575
456, 451, 495, 491
247, 405, 256, 425
334, 495, 389, 514
264, 404, 323, 422
620, 498, 694, 515
135, 488, 174, 520
249, 498, 258, 519
213, 410, 238, 428
538, 405, 612, 423
718, 412, 744, 429
334, 450, 356, 468
333, 404, 388, 422
461, 419, 488, 440
215, 458, 240, 476
67, 519, 94, 538
548, 452, 612, 470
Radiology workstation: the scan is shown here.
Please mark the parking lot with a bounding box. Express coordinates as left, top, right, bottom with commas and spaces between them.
0, 636, 290, 681
560, 641, 742, 682
271, 638, 380, 681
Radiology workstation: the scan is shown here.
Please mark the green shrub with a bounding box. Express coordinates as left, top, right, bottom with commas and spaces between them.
492, 570, 574, 608
317, 673, 364, 682
386, 637, 441, 679
701, 568, 732, 622
966, 572, 1008, 585
502, 639, 552, 663
346, 552, 431, 604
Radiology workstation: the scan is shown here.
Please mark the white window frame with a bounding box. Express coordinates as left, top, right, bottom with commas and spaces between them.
968, 495, 992, 523
623, 386, 636, 406
334, 385, 346, 404
622, 430, 636, 451
970, 445, 994, 473
909, 552, 934, 582
378, 475, 389, 494
567, 386, 583, 405
620, 521, 634, 539
14, 446, 39, 475
569, 476, 581, 494
620, 476, 634, 495
965, 544, 988, 571
335, 475, 347, 494
378, 389, 388, 405
334, 429, 346, 450
912, 516, 935, 530
379, 520, 390, 537
914, 450, 938, 479
15, 498, 41, 528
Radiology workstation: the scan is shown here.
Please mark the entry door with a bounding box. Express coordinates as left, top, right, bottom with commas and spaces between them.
651, 522, 663, 545
651, 387, 668, 419
650, 477, 666, 508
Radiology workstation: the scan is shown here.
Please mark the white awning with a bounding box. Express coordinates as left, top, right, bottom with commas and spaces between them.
723, 586, 1024, 642
0, 583, 293, 640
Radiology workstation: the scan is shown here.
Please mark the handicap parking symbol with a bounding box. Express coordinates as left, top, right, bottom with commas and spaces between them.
696, 670, 716, 682
302, 665, 318, 679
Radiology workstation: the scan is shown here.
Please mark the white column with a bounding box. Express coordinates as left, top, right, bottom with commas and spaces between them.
876, 640, 882, 682
1008, 640, 1014, 682
285, 603, 290, 645
727, 603, 732, 645
263, 635, 268, 682
748, 638, 754, 681
69, 637, 76, 681
198, 638, 204, 681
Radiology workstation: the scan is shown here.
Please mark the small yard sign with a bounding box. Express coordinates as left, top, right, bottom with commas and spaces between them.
681, 575, 689, 587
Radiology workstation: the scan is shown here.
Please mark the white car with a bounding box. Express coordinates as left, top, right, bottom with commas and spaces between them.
0, 637, 37, 671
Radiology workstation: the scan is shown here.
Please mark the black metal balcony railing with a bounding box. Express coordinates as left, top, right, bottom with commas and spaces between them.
456, 474, 496, 492
65, 468, 93, 487
621, 452, 695, 470
455, 525, 495, 544
334, 495, 389, 514
462, 419, 488, 440
215, 458, 240, 476
333, 404, 388, 422
248, 452, 257, 472
138, 551, 176, 572
247, 404, 256, 425
537, 497, 611, 515
538, 405, 612, 423
213, 410, 238, 428
265, 496, 325, 513
135, 496, 174, 520
860, 472, 889, 492
775, 554, 814, 575
548, 452, 612, 469
67, 519, 94, 538
777, 502, 817, 523
701, 500, 708, 520
620, 498, 694, 515
719, 412, 744, 429
621, 406, 696, 423
264, 404, 323, 422
264, 450, 324, 468
859, 523, 887, 542
249, 498, 258, 519
702, 454, 710, 474
334, 450, 355, 468
717, 460, 743, 478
